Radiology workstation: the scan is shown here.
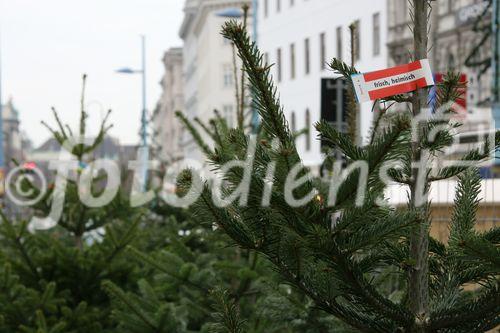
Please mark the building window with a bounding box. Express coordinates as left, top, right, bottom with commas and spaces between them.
223, 64, 233, 87
320, 32, 326, 70
290, 43, 296, 79
277, 0, 281, 12
223, 105, 234, 127
291, 112, 296, 133
336, 26, 342, 60
352, 20, 360, 62
305, 109, 311, 151
373, 13, 380, 56
264, 0, 268, 17
277, 48, 282, 82
305, 38, 310, 74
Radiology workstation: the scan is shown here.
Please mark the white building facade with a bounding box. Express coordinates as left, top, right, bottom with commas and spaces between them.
256, 0, 388, 168
179, 0, 251, 161
152, 47, 184, 163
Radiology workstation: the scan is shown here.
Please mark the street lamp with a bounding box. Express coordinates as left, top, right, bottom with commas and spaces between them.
116, 35, 149, 190
216, 8, 243, 18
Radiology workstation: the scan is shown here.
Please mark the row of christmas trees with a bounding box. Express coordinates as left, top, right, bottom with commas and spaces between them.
0, 1, 498, 332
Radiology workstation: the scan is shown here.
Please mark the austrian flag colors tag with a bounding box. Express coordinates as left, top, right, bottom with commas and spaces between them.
350, 59, 434, 103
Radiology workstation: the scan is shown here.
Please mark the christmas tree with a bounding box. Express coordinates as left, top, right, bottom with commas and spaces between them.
0, 76, 347, 332
0, 75, 143, 332
174, 0, 500, 331
104, 187, 350, 332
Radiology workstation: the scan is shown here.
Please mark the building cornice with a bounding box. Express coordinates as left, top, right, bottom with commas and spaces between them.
162, 47, 183, 65
179, 0, 250, 40
194, 0, 250, 36
179, 0, 199, 39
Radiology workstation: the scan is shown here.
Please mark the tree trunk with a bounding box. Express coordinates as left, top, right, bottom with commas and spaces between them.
75, 234, 83, 251
409, 0, 430, 331
348, 23, 358, 143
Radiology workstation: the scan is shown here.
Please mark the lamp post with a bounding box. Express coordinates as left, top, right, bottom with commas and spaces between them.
116, 35, 148, 190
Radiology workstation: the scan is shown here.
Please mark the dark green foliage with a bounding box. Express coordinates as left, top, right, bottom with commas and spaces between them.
1, 75, 344, 333
0, 76, 143, 332
207, 288, 245, 333
104, 206, 346, 332
170, 19, 500, 332
2, 4, 499, 331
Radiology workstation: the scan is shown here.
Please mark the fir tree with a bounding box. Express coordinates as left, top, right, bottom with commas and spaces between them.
174, 1, 500, 331
0, 75, 143, 332
104, 197, 347, 332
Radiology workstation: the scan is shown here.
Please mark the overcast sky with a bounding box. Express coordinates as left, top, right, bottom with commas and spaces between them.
1, 0, 184, 147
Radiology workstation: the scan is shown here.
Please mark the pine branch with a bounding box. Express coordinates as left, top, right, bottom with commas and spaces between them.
328, 58, 359, 79
51, 106, 68, 140
221, 21, 292, 148
231, 42, 241, 128
102, 280, 158, 332
0, 212, 40, 282
325, 116, 411, 209
369, 104, 387, 145
431, 130, 500, 181
448, 168, 481, 243
126, 246, 210, 295
194, 117, 216, 140
175, 111, 213, 156
79, 74, 88, 139
239, 4, 249, 130
430, 282, 500, 330
103, 216, 142, 265
267, 256, 392, 333
208, 288, 246, 333
315, 120, 365, 160
432, 72, 466, 113
457, 235, 500, 270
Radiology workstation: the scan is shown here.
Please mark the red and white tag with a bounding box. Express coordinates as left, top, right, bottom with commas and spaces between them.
351, 59, 434, 103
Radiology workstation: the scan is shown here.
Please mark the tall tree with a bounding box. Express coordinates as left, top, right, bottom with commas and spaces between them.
0, 75, 142, 332
177, 1, 500, 331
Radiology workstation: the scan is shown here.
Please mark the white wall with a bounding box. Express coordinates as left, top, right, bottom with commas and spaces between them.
180, 0, 251, 162
257, 0, 388, 168
197, 14, 240, 127
182, 18, 201, 161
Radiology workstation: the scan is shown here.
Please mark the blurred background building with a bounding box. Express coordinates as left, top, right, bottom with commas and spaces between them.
0, 98, 32, 217
389, 0, 492, 106
388, 0, 495, 163
386, 0, 499, 240
1, 97, 26, 167
0, 0, 496, 240
256, 0, 388, 169
27, 135, 135, 183
152, 47, 184, 164
179, 0, 251, 161
146, 0, 499, 242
